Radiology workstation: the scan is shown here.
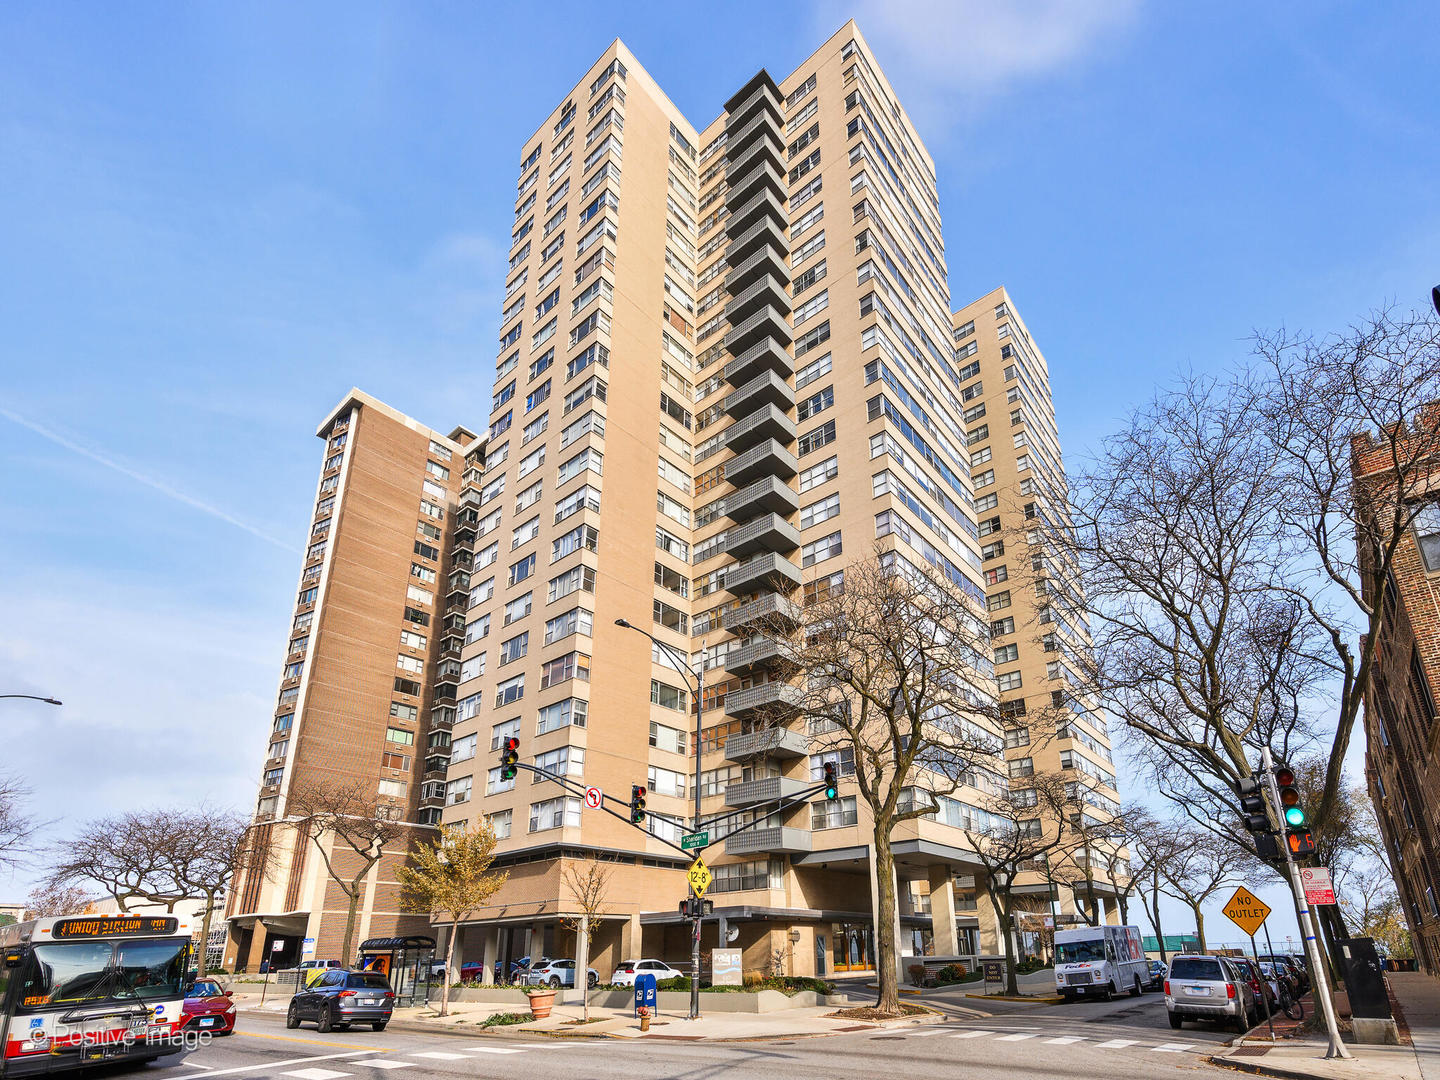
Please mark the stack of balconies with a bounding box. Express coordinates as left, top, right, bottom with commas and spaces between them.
719, 73, 809, 856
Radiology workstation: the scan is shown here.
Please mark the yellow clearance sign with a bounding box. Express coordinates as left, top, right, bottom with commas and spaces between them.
687, 856, 712, 898
1222, 885, 1272, 938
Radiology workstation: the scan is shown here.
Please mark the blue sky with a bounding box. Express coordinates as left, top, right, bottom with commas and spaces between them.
2, 1, 1435, 941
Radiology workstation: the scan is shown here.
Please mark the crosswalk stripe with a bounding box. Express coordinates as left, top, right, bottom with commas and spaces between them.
1094, 1039, 1137, 1049
507, 1044, 561, 1049
281, 1071, 351, 1080
995, 1033, 1037, 1041
410, 1053, 469, 1061
350, 1063, 414, 1070
1150, 1043, 1195, 1053
461, 1047, 525, 1055
1044, 1036, 1086, 1044
948, 1030, 995, 1039
906, 1030, 941, 1037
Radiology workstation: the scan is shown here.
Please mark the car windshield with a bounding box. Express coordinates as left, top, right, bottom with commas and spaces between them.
1169, 958, 1224, 981
1055, 940, 1105, 964
188, 980, 223, 997
20, 937, 189, 1010
346, 973, 392, 989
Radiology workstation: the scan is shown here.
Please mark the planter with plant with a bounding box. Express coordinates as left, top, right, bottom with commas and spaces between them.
526, 988, 556, 1019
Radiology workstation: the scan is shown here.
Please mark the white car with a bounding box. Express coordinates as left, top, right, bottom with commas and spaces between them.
525, 959, 599, 989
609, 959, 687, 987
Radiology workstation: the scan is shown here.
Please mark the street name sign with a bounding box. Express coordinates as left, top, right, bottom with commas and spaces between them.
681, 830, 709, 851
1222, 885, 1272, 937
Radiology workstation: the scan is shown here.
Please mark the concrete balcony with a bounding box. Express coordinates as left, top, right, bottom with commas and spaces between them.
725, 551, 802, 596
725, 826, 813, 856
726, 186, 787, 238
724, 336, 793, 391
725, 368, 794, 421
725, 130, 783, 182
722, 725, 810, 761
725, 680, 805, 721
723, 774, 809, 808
725, 108, 783, 160
725, 73, 783, 130
725, 437, 797, 487
724, 512, 800, 560
727, 476, 799, 521
723, 637, 800, 678
725, 216, 788, 267
723, 592, 802, 634
725, 402, 795, 454
724, 273, 791, 326
724, 307, 793, 361
725, 158, 786, 215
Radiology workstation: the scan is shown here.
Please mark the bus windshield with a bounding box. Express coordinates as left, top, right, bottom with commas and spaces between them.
19, 937, 189, 1010
1055, 939, 1106, 964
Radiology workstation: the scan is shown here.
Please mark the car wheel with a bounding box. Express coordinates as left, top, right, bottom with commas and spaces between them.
286, 1002, 300, 1030
587, 971, 598, 989
316, 1004, 333, 1034
1168, 1012, 1184, 1030
372, 1022, 387, 1032
550, 976, 562, 988
1131, 976, 1142, 997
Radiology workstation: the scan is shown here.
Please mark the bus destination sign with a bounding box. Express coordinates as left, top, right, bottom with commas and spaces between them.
51, 916, 179, 939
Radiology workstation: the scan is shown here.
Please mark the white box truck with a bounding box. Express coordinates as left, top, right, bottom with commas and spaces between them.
1054, 924, 1150, 1000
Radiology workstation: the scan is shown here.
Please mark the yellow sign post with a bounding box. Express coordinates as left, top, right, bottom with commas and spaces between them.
687, 855, 712, 898
1222, 885, 1272, 938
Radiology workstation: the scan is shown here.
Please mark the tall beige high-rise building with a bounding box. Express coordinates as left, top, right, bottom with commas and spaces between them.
233, 21, 1122, 980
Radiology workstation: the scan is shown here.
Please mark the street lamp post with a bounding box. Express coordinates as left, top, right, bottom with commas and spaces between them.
0, 695, 62, 705
616, 618, 705, 1021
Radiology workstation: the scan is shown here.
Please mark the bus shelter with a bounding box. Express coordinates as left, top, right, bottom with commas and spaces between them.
358, 935, 434, 1006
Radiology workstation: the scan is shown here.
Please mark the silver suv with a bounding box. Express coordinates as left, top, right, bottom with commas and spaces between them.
1164, 954, 1255, 1033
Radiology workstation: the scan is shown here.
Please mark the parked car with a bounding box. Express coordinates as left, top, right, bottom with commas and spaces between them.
525, 959, 599, 989
459, 961, 485, 982
495, 955, 546, 984
1270, 954, 1310, 993
1164, 954, 1256, 1033
1258, 960, 1301, 1000
609, 959, 687, 987
287, 970, 395, 1033
181, 979, 236, 1035
1230, 957, 1275, 1016
297, 959, 344, 987
1147, 960, 1168, 990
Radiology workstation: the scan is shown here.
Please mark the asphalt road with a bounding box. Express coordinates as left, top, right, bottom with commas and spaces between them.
130, 992, 1237, 1080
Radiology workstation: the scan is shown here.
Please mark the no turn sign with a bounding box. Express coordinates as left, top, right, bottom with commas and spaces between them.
584, 786, 603, 810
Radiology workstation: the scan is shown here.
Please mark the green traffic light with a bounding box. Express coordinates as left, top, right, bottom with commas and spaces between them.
825, 785, 838, 800
1284, 806, 1306, 827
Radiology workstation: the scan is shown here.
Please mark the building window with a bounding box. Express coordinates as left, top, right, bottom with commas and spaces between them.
1413, 502, 1440, 571
812, 796, 858, 830
486, 809, 513, 839
530, 796, 582, 832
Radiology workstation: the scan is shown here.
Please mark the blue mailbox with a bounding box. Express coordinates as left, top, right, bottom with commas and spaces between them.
633, 972, 658, 1016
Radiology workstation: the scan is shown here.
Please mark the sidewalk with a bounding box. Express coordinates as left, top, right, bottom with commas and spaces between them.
1209, 972, 1438, 1080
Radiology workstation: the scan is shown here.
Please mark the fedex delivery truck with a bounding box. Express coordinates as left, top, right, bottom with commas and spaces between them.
1054, 925, 1150, 1001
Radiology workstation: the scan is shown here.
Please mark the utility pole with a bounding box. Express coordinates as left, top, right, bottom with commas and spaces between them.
1261, 747, 1350, 1059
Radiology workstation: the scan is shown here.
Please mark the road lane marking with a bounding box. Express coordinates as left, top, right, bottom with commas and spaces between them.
905, 1030, 941, 1037
506, 1043, 561, 1048
281, 1070, 352, 1080
461, 1047, 525, 1054
411, 1052, 469, 1060
1151, 1043, 1196, 1052
1044, 1036, 1086, 1044
948, 1030, 995, 1038
1094, 1039, 1138, 1048
350, 1063, 414, 1070
179, 1052, 377, 1077
996, 1033, 1037, 1041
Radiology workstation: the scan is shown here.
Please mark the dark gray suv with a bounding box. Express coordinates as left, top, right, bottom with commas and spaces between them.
287, 970, 394, 1032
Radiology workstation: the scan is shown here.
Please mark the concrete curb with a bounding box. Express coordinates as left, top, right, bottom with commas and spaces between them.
1204, 1053, 1333, 1080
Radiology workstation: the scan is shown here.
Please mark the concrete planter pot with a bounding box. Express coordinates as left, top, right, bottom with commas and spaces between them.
527, 990, 556, 1019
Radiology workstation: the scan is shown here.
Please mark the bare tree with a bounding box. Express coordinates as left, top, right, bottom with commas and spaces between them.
0, 776, 38, 872
1256, 304, 1440, 836
289, 782, 405, 967
1158, 836, 1247, 953
771, 553, 1010, 1016
961, 773, 1078, 996
1054, 374, 1329, 847
395, 821, 507, 1017
560, 857, 613, 1021
1128, 810, 1187, 963
25, 881, 96, 919
44, 807, 263, 976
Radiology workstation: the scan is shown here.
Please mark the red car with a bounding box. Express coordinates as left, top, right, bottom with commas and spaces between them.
182, 978, 237, 1035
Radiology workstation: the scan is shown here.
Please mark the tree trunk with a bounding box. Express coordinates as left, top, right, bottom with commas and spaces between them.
1116, 891, 1130, 926
1144, 889, 1166, 963
576, 914, 591, 1022
439, 918, 458, 1017
1193, 905, 1207, 954
999, 896, 1019, 996
873, 829, 901, 1015
341, 885, 362, 967
196, 894, 216, 978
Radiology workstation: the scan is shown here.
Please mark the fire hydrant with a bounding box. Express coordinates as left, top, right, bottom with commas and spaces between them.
638, 1006, 651, 1032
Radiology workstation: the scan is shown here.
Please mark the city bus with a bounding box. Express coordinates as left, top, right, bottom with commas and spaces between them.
0, 913, 197, 1076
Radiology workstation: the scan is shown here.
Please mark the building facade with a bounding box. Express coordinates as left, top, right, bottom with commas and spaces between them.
235, 22, 1122, 979
1353, 423, 1440, 974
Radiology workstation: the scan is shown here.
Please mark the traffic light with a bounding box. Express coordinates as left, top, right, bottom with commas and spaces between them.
1237, 776, 1280, 861
630, 784, 647, 824
1273, 764, 1316, 858
679, 898, 715, 918
823, 762, 839, 801
500, 737, 520, 781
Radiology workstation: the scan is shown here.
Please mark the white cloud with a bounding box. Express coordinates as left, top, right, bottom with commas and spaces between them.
826, 1, 1143, 123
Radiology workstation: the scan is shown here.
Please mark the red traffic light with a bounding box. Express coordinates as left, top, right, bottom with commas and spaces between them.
1273, 766, 1296, 787
503, 737, 519, 753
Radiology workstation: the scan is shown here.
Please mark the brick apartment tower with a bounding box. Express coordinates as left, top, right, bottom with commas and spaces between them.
226, 392, 472, 970
235, 22, 1124, 981
1353, 418, 1440, 974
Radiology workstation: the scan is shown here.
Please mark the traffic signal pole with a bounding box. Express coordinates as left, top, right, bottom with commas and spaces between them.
1261, 747, 1350, 1059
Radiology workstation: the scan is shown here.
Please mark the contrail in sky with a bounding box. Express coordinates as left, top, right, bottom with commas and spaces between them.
1, 406, 298, 552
